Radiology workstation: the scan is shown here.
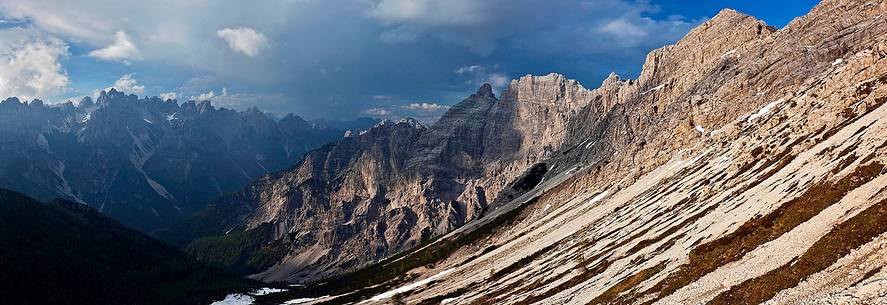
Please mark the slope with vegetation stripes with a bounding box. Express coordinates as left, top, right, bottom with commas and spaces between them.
258, 0, 887, 304
0, 188, 257, 305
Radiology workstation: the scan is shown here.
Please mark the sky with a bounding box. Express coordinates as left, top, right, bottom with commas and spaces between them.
0, 0, 818, 122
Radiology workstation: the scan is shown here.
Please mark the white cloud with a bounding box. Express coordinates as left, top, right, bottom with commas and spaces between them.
195, 91, 215, 101
363, 107, 390, 117
452, 64, 510, 90
454, 65, 482, 74
88, 31, 142, 63
192, 87, 228, 102
0, 28, 69, 101
484, 73, 509, 89
404, 102, 447, 112
106, 73, 145, 94
159, 92, 177, 101
599, 18, 648, 40
217, 27, 269, 57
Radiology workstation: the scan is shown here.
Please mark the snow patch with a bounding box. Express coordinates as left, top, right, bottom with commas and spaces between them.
211, 294, 254, 305
283, 296, 328, 304
721, 49, 737, 58
212, 287, 288, 305
363, 268, 454, 303
832, 58, 844, 66
747, 99, 784, 123
695, 125, 705, 134
253, 288, 286, 296
582, 190, 609, 209
441, 297, 460, 304
643, 84, 665, 95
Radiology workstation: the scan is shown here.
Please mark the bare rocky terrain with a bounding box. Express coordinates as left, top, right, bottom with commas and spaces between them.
192, 0, 887, 304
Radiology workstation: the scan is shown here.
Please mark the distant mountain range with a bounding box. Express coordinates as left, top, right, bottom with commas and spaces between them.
0, 89, 372, 231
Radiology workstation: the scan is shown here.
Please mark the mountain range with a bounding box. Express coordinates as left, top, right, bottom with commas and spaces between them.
1, 0, 886, 304
0, 90, 369, 231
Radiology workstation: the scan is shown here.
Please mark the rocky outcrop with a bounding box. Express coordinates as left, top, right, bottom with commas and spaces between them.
0, 90, 350, 231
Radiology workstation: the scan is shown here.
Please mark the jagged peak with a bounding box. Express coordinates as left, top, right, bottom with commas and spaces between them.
374, 118, 393, 127
396, 117, 425, 129
474, 83, 495, 100
1, 97, 22, 105
633, 7, 773, 87
503, 73, 589, 98
371, 117, 425, 130
96, 88, 127, 106
79, 96, 95, 107
510, 73, 584, 87
196, 100, 215, 113
601, 72, 622, 87
712, 8, 743, 20
689, 7, 773, 40
280, 113, 309, 124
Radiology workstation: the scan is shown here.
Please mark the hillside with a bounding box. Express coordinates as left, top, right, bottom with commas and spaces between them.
0, 188, 258, 305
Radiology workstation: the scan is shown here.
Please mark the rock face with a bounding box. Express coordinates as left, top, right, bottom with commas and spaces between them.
0, 90, 349, 231
267, 0, 887, 304
178, 76, 605, 281
175, 8, 791, 283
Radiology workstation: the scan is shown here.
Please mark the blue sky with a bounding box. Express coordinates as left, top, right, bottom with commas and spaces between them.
0, 0, 818, 121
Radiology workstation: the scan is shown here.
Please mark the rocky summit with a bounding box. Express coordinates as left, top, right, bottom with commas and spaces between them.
0, 90, 349, 231
175, 0, 887, 304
